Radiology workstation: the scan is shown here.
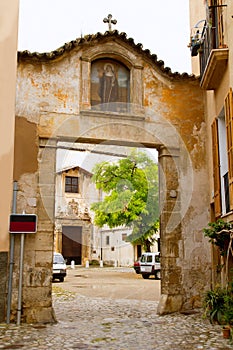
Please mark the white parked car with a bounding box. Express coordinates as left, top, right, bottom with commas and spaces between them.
53, 252, 67, 282
139, 252, 161, 279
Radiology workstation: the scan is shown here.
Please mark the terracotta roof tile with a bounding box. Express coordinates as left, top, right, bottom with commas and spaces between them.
18, 30, 197, 80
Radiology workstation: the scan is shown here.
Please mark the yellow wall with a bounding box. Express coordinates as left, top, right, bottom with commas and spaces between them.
0, 0, 19, 250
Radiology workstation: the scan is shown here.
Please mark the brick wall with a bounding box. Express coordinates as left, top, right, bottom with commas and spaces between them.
0, 252, 8, 322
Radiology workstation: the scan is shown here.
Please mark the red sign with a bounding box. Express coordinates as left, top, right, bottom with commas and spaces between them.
9, 214, 37, 233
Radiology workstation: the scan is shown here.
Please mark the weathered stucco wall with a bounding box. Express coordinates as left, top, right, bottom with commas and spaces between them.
14, 117, 38, 180
13, 32, 211, 322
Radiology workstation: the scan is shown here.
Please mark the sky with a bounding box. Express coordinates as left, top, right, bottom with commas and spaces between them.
18, 0, 192, 74
18, 0, 191, 171
56, 143, 158, 172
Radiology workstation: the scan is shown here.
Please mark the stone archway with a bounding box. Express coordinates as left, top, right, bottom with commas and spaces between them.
10, 31, 211, 323
12, 108, 210, 323
36, 105, 208, 319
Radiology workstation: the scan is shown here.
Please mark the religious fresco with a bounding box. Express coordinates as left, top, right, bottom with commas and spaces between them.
91, 59, 130, 112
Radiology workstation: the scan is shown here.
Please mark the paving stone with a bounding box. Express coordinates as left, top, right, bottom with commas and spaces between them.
0, 293, 233, 349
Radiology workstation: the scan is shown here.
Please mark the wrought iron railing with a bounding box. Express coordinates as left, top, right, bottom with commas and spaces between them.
199, 24, 214, 77
190, 3, 227, 77
200, 4, 227, 77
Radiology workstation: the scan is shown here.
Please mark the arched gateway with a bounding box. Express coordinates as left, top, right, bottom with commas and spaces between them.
11, 31, 210, 323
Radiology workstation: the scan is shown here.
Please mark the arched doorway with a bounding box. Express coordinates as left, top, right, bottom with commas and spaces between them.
38, 105, 198, 316
11, 31, 210, 322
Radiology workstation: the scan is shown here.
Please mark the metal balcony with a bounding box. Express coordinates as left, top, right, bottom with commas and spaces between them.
199, 24, 228, 90
189, 4, 228, 90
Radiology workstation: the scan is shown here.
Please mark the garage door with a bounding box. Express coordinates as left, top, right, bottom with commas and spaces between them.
62, 226, 82, 265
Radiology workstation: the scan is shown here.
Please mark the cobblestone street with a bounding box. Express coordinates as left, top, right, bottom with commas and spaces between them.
0, 268, 232, 349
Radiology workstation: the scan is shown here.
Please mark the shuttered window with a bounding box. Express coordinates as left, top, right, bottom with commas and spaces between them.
208, 0, 225, 48
225, 88, 233, 211
217, 0, 225, 47
211, 119, 222, 217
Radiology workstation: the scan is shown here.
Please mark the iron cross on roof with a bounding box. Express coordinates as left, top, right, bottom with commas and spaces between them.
103, 14, 117, 31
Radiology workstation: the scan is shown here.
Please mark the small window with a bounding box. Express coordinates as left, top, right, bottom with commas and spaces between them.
111, 247, 115, 252
106, 236, 110, 245
65, 176, 79, 193
122, 233, 127, 241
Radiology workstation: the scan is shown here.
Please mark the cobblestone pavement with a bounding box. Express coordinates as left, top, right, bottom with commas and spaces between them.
0, 290, 233, 349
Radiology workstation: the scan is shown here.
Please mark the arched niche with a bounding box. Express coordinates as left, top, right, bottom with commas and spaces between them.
91, 58, 130, 113
80, 43, 143, 112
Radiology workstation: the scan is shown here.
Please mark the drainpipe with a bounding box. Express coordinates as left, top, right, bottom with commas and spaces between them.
6, 181, 18, 323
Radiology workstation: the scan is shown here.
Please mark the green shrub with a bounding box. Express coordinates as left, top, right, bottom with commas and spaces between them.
203, 219, 232, 256
203, 282, 233, 325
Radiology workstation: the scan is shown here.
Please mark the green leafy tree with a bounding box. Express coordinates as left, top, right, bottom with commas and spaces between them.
91, 150, 159, 251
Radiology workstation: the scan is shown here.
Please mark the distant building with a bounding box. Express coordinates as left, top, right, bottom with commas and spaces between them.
97, 226, 159, 266
55, 165, 94, 264
54, 164, 158, 266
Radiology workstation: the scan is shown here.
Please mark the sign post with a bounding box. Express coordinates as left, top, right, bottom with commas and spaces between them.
9, 214, 37, 325
9, 214, 37, 234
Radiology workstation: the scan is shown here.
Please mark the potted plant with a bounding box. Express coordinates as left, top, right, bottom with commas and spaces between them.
222, 287, 233, 339
203, 286, 226, 325
203, 219, 233, 339
203, 282, 233, 339
222, 325, 231, 339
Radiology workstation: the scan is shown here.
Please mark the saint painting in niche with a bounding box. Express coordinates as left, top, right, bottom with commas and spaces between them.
98, 63, 118, 104
91, 59, 130, 112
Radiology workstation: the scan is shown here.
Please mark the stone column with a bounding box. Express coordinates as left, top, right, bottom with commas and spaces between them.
54, 223, 62, 253
15, 138, 57, 323
157, 146, 183, 314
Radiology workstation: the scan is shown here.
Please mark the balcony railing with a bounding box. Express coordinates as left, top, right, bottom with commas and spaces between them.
189, 4, 227, 78
199, 24, 215, 77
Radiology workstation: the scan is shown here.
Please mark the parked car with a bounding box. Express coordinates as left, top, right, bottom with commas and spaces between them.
133, 258, 141, 274
139, 252, 161, 279
53, 252, 67, 282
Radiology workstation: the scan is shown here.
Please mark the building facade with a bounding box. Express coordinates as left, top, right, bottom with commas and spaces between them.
0, 18, 214, 321
12, 31, 209, 322
54, 164, 158, 267
2, 0, 233, 325
54, 165, 94, 264
189, 0, 233, 284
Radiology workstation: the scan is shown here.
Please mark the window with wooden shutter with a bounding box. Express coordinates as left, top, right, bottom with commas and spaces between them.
211, 119, 222, 217
217, 0, 225, 47
225, 88, 233, 211
208, 0, 226, 48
